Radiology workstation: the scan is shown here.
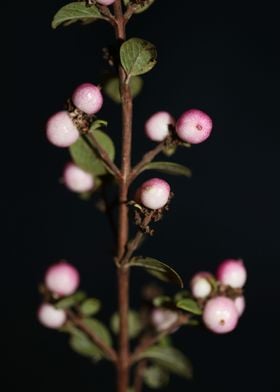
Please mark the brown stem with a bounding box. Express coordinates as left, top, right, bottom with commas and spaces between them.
129, 141, 165, 183
119, 212, 154, 266
86, 133, 121, 178
67, 311, 117, 362
134, 360, 147, 392
113, 2, 132, 392
130, 314, 188, 364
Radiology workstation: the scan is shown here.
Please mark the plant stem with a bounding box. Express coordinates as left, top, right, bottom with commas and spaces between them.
67, 311, 117, 362
113, 1, 132, 392
134, 360, 147, 392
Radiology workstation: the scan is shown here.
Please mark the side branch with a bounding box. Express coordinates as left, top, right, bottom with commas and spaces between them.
67, 311, 118, 363
130, 314, 188, 364
86, 133, 121, 178
129, 141, 165, 183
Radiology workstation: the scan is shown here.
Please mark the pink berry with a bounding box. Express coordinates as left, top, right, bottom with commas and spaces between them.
45, 261, 80, 297
38, 304, 66, 329
203, 296, 239, 334
145, 111, 175, 142
96, 0, 116, 4
46, 111, 79, 147
72, 83, 103, 115
139, 178, 171, 210
151, 308, 179, 332
176, 109, 213, 144
63, 163, 94, 193
190, 272, 213, 299
216, 259, 247, 288
234, 296, 246, 316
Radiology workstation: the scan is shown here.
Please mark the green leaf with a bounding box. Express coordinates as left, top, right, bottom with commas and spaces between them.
153, 295, 172, 307
176, 298, 202, 315
55, 291, 86, 309
110, 310, 142, 339
141, 162, 192, 177
83, 318, 112, 347
52, 2, 105, 29
120, 38, 157, 77
80, 298, 101, 316
123, 0, 156, 14
144, 365, 170, 389
69, 130, 115, 176
103, 76, 143, 103
130, 257, 184, 288
70, 331, 103, 361
67, 318, 112, 361
174, 290, 191, 303
137, 346, 193, 379
90, 119, 108, 131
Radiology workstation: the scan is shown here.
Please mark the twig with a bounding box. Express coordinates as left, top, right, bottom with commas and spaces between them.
129, 141, 165, 183
130, 314, 188, 364
67, 310, 118, 363
134, 360, 147, 392
85, 133, 121, 179
118, 212, 154, 266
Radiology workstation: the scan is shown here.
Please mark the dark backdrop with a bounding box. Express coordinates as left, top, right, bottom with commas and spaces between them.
6, 1, 279, 391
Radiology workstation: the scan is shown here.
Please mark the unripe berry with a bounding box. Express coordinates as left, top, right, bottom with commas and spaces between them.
63, 163, 94, 193
151, 308, 179, 332
46, 111, 79, 147
234, 296, 246, 316
45, 261, 80, 297
72, 83, 103, 115
38, 303, 66, 329
96, 0, 116, 4
176, 109, 212, 144
145, 111, 175, 142
216, 259, 247, 288
139, 178, 171, 210
203, 296, 239, 334
190, 272, 213, 299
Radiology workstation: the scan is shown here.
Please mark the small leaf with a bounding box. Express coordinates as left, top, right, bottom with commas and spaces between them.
55, 291, 86, 309
83, 318, 112, 347
90, 119, 108, 131
69, 130, 115, 176
70, 332, 103, 361
144, 365, 170, 389
174, 290, 191, 303
120, 38, 157, 77
153, 295, 172, 307
52, 2, 105, 29
176, 298, 202, 315
110, 310, 142, 339
141, 162, 192, 177
104, 76, 143, 103
163, 145, 177, 157
123, 0, 156, 14
130, 257, 184, 288
137, 346, 193, 379
80, 298, 101, 316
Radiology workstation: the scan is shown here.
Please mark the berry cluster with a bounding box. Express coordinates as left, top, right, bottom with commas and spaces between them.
145, 109, 212, 144
191, 259, 247, 333
38, 261, 80, 329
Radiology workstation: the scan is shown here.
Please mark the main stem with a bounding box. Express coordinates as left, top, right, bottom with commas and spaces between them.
114, 2, 133, 392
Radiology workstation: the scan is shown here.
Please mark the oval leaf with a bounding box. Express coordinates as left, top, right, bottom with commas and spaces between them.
83, 318, 112, 347
141, 162, 192, 177
120, 38, 157, 77
130, 257, 184, 288
55, 291, 86, 309
137, 346, 193, 379
80, 298, 101, 316
144, 365, 170, 389
104, 76, 143, 103
69, 130, 115, 176
110, 310, 142, 339
176, 298, 202, 315
52, 2, 105, 29
123, 0, 156, 14
70, 332, 103, 361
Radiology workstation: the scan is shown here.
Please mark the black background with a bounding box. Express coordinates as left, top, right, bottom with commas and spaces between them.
6, 1, 279, 391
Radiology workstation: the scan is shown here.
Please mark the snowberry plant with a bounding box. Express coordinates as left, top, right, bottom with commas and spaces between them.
39, 1, 247, 391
